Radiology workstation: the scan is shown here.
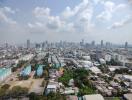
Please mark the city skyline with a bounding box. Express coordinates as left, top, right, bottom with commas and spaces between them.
0, 1, 132, 99
0, 0, 132, 44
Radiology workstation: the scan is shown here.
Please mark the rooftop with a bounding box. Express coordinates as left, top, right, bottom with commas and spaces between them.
83, 94, 104, 100
124, 93, 132, 100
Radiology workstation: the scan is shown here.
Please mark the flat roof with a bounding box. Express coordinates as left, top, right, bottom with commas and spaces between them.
124, 93, 132, 100
89, 67, 101, 74
47, 84, 57, 89
83, 94, 104, 100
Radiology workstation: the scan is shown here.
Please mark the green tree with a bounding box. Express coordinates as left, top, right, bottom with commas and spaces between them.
58, 70, 73, 86
9, 86, 28, 97
29, 92, 39, 100
1, 84, 10, 90
0, 84, 10, 97
47, 92, 66, 100
0, 88, 6, 97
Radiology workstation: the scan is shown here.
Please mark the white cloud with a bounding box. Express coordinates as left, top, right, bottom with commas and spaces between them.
26, 0, 131, 43
97, 10, 112, 21
28, 0, 95, 35
74, 6, 94, 32
28, 23, 34, 28
33, 7, 50, 18
0, 0, 131, 44
4, 7, 15, 14
93, 0, 100, 4
115, 4, 126, 11
109, 15, 132, 29
35, 22, 43, 27
0, 7, 16, 24
61, 0, 90, 19
97, 1, 126, 21
29, 7, 65, 32
61, 0, 94, 33
61, 6, 75, 19
46, 16, 62, 29
28, 22, 44, 28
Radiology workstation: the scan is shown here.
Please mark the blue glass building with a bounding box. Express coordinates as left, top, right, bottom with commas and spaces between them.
20, 65, 31, 76
36, 65, 43, 76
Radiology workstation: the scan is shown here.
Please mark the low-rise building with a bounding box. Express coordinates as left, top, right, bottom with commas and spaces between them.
66, 95, 78, 100
99, 58, 106, 64
105, 54, 111, 62
83, 94, 104, 100
46, 84, 57, 94
89, 67, 102, 74
122, 75, 132, 82
124, 93, 132, 100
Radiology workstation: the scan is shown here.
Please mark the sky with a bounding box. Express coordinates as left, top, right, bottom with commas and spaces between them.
0, 0, 132, 44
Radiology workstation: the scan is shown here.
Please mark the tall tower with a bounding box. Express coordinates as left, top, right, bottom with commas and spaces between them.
125, 42, 128, 49
27, 39, 30, 49
80, 39, 84, 47
91, 41, 95, 46
101, 40, 104, 47
82, 39, 84, 45
5, 42, 8, 49
42, 42, 45, 50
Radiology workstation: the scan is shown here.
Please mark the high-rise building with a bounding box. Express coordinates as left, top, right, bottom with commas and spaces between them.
5, 42, 8, 49
91, 41, 95, 46
106, 42, 111, 48
27, 39, 30, 49
101, 40, 104, 47
82, 39, 84, 45
125, 42, 128, 49
35, 43, 40, 49
80, 39, 84, 47
42, 42, 45, 49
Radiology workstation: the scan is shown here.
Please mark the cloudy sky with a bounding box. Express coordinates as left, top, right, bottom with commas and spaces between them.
0, 0, 132, 44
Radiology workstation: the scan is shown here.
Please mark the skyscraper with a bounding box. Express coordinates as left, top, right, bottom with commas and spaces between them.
91, 41, 95, 47
80, 39, 84, 47
106, 42, 111, 48
27, 39, 30, 49
125, 42, 128, 49
35, 43, 40, 49
5, 42, 8, 49
42, 42, 45, 49
101, 40, 104, 47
